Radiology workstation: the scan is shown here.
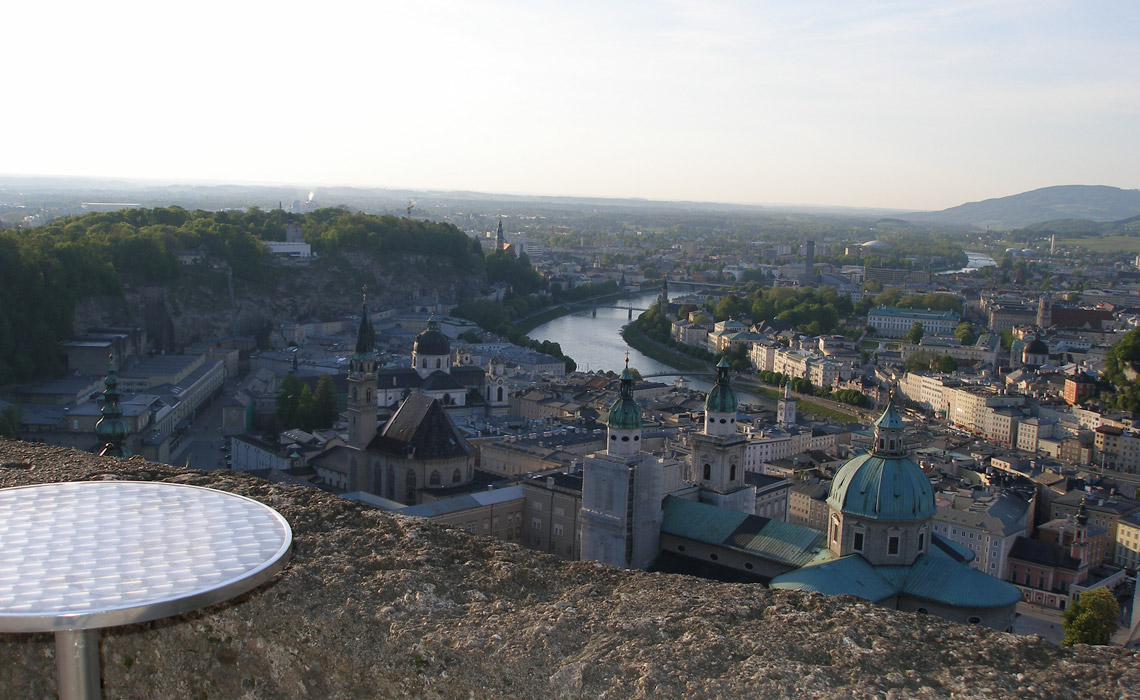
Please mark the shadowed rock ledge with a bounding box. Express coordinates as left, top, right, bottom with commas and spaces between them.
1, 441, 1137, 700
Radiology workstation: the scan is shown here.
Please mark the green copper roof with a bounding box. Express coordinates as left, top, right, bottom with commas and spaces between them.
771, 542, 1022, 609
827, 453, 936, 520
705, 358, 737, 414
95, 356, 131, 456
661, 496, 834, 569
874, 398, 905, 430
607, 366, 642, 430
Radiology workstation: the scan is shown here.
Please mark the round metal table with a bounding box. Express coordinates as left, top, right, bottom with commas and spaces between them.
0, 481, 293, 700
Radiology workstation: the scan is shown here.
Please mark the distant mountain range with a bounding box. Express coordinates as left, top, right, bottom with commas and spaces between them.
907, 185, 1140, 230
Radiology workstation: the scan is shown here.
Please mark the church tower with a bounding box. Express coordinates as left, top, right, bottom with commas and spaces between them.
691, 359, 754, 513
777, 382, 797, 427
95, 354, 131, 458
496, 218, 506, 251
1037, 295, 1053, 329
607, 362, 643, 456
485, 358, 509, 414
347, 291, 377, 451
580, 360, 665, 569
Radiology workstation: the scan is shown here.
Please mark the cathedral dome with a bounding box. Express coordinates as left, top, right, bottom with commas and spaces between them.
705, 358, 737, 414
414, 319, 450, 356
608, 367, 643, 430
828, 400, 934, 521
826, 453, 936, 521
1023, 338, 1049, 356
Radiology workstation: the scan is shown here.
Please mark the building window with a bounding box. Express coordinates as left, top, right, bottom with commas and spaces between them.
553, 524, 563, 537
453, 469, 462, 484
918, 532, 925, 552
730, 464, 737, 481
853, 531, 865, 552
709, 553, 719, 561
532, 518, 542, 530
888, 536, 900, 555
703, 464, 711, 480
429, 470, 441, 486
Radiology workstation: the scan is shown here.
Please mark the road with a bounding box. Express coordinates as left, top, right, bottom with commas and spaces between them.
168, 387, 230, 472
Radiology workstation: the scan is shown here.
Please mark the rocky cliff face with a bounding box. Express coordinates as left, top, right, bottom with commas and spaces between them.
1, 440, 1137, 700
71, 250, 483, 352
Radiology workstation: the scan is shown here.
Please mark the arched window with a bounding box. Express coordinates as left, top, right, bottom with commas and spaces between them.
436, 359, 441, 368
405, 469, 417, 504
703, 463, 711, 480
386, 466, 395, 500
497, 386, 504, 402
429, 470, 441, 486
422, 359, 427, 368
730, 464, 737, 481
879, 438, 885, 449
452, 469, 462, 484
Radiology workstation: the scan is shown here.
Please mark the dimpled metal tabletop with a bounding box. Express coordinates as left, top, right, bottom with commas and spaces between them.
0, 481, 292, 632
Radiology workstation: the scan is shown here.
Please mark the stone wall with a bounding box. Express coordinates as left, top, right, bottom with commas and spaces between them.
1, 440, 1138, 699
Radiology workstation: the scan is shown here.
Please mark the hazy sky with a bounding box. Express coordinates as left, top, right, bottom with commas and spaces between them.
5, 1, 1138, 210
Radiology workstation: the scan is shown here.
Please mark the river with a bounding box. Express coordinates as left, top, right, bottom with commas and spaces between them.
531, 246, 993, 401
528, 292, 771, 405
940, 250, 997, 275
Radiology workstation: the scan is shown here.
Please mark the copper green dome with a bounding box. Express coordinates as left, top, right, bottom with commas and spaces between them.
705, 358, 737, 414
607, 367, 642, 430
827, 453, 935, 520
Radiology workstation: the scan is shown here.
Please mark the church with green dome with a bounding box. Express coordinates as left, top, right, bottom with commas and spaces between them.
581, 364, 1021, 630
768, 398, 1022, 630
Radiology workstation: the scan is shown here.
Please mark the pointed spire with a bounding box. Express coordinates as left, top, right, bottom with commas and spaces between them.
784, 381, 791, 400
1076, 497, 1089, 527
354, 286, 374, 356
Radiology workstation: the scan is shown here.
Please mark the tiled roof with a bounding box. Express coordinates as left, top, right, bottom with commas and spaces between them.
369, 394, 475, 460
661, 496, 833, 569
772, 533, 1021, 609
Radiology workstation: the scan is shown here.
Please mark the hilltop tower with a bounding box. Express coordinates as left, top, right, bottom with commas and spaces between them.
347, 290, 378, 451
691, 359, 753, 513
95, 354, 131, 458
496, 219, 506, 251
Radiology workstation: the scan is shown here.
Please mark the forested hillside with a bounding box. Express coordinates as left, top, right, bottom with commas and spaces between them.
0, 207, 484, 385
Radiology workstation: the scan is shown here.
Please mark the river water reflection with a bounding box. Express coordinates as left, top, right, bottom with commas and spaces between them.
527, 292, 768, 405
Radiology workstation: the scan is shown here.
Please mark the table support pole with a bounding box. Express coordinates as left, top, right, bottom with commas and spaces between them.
55, 629, 102, 700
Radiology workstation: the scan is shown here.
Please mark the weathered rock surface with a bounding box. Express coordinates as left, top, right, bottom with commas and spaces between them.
1, 440, 1138, 700
72, 250, 481, 351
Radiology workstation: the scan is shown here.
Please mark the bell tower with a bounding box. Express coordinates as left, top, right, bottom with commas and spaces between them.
691, 359, 753, 512
777, 382, 797, 427
347, 289, 377, 450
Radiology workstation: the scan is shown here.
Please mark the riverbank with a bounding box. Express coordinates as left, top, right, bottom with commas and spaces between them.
622, 319, 862, 422
619, 322, 711, 372
733, 377, 861, 422
512, 291, 638, 335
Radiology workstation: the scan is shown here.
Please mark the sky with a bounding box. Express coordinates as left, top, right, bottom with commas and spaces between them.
4, 0, 1138, 211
